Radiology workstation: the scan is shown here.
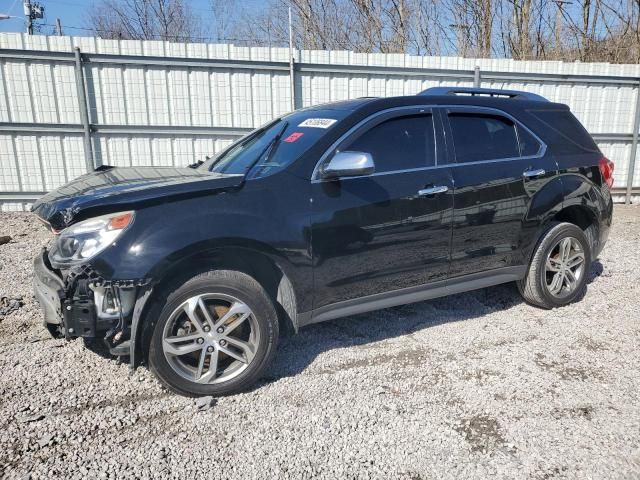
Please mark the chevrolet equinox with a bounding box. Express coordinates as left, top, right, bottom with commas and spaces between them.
32, 87, 614, 396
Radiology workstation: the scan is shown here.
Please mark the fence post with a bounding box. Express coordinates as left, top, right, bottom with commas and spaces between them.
288, 6, 296, 111
73, 47, 95, 172
626, 80, 640, 204
474, 66, 481, 88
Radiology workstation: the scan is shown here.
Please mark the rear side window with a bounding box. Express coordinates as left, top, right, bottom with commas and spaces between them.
528, 109, 598, 154
448, 113, 520, 162
345, 114, 435, 172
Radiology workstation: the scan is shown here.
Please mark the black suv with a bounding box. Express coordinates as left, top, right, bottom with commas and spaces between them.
32, 87, 613, 396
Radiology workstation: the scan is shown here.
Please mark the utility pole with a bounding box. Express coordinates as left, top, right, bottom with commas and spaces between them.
23, 0, 44, 35
23, 0, 31, 34
56, 17, 63, 36
288, 6, 295, 111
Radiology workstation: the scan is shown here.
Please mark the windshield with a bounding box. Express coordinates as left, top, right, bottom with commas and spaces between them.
201, 109, 349, 178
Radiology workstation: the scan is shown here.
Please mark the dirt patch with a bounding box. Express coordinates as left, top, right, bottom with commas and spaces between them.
575, 336, 610, 352
455, 414, 507, 453
462, 368, 501, 384
551, 405, 594, 421
534, 353, 603, 381
535, 465, 569, 480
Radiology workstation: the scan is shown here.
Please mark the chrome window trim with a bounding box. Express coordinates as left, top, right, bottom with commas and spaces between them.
310, 104, 547, 183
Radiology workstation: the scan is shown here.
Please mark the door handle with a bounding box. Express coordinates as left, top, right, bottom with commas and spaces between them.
523, 168, 545, 178
418, 185, 449, 196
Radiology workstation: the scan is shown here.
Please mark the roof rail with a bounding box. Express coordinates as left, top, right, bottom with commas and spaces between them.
418, 87, 548, 102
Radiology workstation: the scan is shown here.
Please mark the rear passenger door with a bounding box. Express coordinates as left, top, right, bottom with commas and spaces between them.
442, 107, 557, 277
311, 108, 454, 310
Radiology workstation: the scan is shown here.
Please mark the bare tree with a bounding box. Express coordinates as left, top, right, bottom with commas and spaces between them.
87, 0, 203, 42
83, 0, 640, 63
210, 0, 239, 42
232, 0, 446, 53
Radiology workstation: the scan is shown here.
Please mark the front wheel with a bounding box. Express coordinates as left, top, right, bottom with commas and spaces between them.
148, 270, 279, 397
518, 222, 592, 309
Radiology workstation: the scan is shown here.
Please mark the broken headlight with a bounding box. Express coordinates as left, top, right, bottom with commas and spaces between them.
49, 211, 135, 266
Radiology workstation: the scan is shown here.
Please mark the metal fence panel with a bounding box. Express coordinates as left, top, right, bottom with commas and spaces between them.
0, 32, 639, 211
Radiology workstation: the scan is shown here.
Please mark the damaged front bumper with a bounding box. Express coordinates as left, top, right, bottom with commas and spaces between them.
33, 249, 66, 337
33, 248, 150, 358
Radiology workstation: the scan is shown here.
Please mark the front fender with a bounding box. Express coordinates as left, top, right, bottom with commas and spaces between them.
93, 196, 310, 284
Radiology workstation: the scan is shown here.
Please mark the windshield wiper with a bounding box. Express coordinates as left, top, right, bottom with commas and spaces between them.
205, 121, 279, 171
248, 121, 289, 173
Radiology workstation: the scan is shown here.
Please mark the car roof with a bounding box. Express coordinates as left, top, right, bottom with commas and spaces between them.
300, 98, 377, 111
302, 94, 568, 115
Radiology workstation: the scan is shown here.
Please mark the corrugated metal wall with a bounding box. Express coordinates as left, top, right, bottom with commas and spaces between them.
0, 32, 639, 211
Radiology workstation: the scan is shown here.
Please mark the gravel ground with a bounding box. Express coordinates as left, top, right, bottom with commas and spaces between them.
0, 206, 639, 479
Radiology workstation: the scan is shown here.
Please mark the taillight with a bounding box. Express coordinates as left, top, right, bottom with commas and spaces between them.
599, 156, 614, 188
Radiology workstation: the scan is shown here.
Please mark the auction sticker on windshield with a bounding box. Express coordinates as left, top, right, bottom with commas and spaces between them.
298, 118, 337, 128
283, 132, 304, 143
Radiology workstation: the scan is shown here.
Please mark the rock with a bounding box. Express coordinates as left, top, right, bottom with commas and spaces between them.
17, 414, 45, 424
38, 434, 54, 448
0, 296, 24, 320
195, 396, 217, 411
0, 235, 11, 245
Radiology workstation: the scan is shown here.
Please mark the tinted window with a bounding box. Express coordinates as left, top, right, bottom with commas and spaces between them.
202, 109, 349, 177
449, 113, 519, 163
517, 126, 541, 156
528, 109, 598, 154
346, 115, 434, 172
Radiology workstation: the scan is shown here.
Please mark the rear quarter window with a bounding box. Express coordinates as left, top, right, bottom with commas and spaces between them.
527, 109, 599, 154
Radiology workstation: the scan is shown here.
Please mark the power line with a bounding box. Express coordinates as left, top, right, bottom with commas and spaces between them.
37, 22, 286, 45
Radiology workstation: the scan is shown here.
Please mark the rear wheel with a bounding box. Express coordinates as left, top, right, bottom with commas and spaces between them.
148, 270, 279, 397
518, 222, 592, 309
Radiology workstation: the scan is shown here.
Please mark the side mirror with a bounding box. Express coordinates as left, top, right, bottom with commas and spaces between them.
321, 151, 375, 179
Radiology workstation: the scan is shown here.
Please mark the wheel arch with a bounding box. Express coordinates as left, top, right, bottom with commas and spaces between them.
554, 173, 603, 251
133, 240, 301, 365
552, 204, 597, 231
522, 174, 600, 266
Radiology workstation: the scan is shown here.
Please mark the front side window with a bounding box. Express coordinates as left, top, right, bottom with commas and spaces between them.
344, 114, 435, 173
448, 112, 520, 163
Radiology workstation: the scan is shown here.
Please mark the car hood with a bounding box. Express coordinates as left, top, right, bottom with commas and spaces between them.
31, 166, 244, 231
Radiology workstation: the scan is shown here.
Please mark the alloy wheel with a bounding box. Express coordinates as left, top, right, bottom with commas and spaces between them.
544, 236, 586, 298
161, 293, 260, 384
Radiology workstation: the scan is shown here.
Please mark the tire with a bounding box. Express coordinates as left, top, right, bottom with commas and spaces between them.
518, 222, 592, 309
148, 270, 279, 397
584, 224, 599, 257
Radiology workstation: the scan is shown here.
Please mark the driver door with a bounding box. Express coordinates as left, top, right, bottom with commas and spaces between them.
310, 108, 454, 312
